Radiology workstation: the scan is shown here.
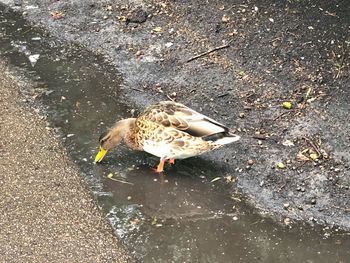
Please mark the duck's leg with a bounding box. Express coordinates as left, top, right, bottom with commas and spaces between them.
156, 157, 166, 173
168, 158, 175, 165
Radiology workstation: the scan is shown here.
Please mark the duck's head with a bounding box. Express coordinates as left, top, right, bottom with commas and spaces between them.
94, 118, 135, 163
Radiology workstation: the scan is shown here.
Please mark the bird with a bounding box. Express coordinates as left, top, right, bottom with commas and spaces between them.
94, 101, 240, 172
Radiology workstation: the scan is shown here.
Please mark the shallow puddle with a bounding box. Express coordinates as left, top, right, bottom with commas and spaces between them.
1, 5, 349, 262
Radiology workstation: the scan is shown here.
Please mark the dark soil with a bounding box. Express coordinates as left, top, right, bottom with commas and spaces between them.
2, 0, 349, 230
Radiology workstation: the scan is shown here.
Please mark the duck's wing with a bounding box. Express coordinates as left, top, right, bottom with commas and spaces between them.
137, 101, 229, 137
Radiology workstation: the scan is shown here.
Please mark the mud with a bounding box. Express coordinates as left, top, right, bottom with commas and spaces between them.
1, 0, 349, 232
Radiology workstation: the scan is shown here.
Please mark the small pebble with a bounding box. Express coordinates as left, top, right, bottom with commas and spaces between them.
222, 14, 230, 23
239, 112, 245, 118
311, 199, 316, 205
135, 50, 142, 56
283, 203, 290, 209
165, 42, 173, 48
284, 217, 291, 225
247, 159, 254, 165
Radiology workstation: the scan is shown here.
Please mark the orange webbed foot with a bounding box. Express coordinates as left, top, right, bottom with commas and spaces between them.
168, 158, 175, 165
153, 157, 166, 173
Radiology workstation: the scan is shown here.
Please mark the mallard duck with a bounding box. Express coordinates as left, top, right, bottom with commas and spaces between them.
95, 101, 240, 172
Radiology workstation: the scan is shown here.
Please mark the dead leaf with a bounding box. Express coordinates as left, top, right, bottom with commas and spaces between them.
51, 11, 65, 20
297, 151, 310, 161
152, 26, 162, 33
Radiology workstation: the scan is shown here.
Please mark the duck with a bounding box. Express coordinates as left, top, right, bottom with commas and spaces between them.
94, 101, 240, 172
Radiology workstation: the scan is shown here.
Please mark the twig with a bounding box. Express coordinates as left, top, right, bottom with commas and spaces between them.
277, 182, 287, 192
75, 112, 87, 119
166, 94, 175, 101
335, 42, 347, 79
217, 92, 229, 98
186, 40, 233, 63
295, 160, 308, 170
22, 28, 33, 34
303, 137, 322, 158
273, 110, 292, 121
252, 134, 267, 140
108, 177, 134, 185
300, 87, 312, 109
131, 87, 144, 92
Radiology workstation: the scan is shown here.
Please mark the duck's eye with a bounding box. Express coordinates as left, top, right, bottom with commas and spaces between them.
99, 131, 108, 143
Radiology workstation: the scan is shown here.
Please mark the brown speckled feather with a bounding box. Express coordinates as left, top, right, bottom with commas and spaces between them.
129, 101, 239, 159
137, 101, 229, 137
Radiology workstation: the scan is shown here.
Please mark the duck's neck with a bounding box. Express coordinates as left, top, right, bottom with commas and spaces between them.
118, 118, 140, 150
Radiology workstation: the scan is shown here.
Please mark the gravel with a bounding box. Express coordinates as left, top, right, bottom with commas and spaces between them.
0, 62, 130, 262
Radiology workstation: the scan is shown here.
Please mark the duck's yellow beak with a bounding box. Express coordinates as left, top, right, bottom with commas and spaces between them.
94, 146, 107, 163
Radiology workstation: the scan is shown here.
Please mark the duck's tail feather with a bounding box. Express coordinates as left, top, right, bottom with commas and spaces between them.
202, 132, 240, 145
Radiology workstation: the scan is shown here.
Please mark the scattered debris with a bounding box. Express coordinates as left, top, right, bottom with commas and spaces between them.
252, 134, 267, 140
284, 217, 291, 225
51, 11, 65, 20
210, 177, 221, 183
282, 140, 294, 147
152, 26, 162, 33
222, 14, 230, 23
28, 54, 40, 67
309, 153, 318, 161
126, 7, 148, 24
277, 162, 286, 169
247, 159, 254, 165
165, 42, 173, 48
282, 101, 292, 109
303, 137, 323, 159
106, 173, 134, 185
